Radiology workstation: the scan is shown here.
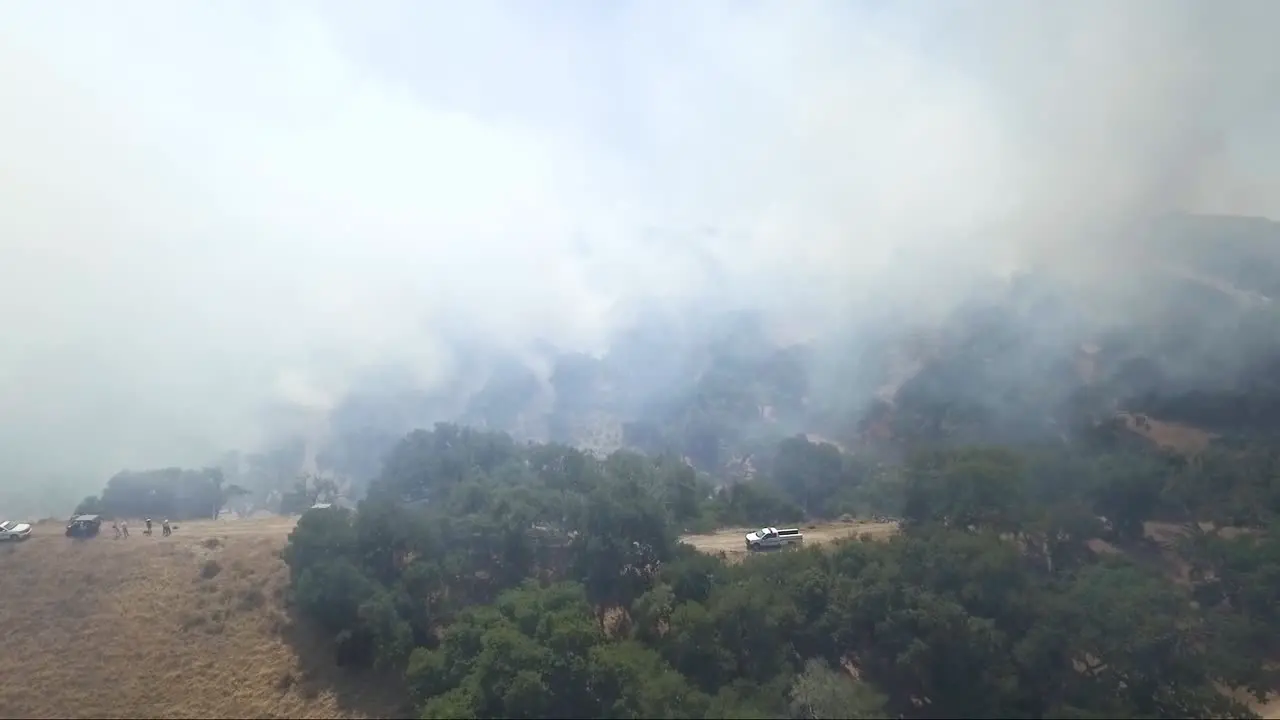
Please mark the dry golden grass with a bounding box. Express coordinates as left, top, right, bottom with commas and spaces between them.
0, 517, 406, 720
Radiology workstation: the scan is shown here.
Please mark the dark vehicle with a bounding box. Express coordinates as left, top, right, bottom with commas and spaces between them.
66, 514, 103, 538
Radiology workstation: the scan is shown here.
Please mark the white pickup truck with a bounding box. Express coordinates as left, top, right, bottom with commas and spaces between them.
745, 526, 803, 552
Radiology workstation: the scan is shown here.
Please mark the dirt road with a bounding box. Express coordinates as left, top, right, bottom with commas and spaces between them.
28, 514, 299, 542
680, 520, 898, 558
31, 515, 899, 553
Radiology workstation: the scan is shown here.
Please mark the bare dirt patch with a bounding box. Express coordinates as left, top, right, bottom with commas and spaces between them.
1257, 694, 1280, 719
0, 515, 404, 719
802, 434, 849, 453
680, 519, 898, 560
1118, 412, 1216, 454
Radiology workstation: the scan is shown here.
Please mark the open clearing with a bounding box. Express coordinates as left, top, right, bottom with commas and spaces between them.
0, 516, 405, 720
1118, 411, 1216, 454
680, 519, 899, 558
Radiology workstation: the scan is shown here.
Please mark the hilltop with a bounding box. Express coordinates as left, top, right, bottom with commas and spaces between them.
0, 516, 404, 720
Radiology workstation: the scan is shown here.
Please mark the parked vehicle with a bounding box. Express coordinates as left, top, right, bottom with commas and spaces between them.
744, 526, 804, 551
66, 514, 103, 538
0, 520, 32, 541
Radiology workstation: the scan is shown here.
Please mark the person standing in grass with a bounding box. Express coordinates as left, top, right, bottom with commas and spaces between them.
120, 519, 129, 538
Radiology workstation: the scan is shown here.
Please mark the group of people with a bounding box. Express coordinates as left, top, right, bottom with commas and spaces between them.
111, 517, 172, 538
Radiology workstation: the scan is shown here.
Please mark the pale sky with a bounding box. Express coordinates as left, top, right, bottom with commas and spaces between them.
0, 0, 1276, 499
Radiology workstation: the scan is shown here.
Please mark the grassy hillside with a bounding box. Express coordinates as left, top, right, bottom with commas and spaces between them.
0, 517, 404, 720
6, 515, 1279, 718
0, 513, 900, 719
0, 514, 899, 719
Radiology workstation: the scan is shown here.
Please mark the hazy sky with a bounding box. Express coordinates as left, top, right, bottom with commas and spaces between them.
0, 0, 1277, 498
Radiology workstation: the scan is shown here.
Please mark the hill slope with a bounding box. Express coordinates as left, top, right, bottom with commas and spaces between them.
0, 517, 403, 720
0, 514, 903, 719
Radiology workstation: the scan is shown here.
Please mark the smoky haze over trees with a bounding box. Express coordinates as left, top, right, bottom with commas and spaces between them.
5, 3, 1280, 718
1, 0, 1279, 513
281, 410, 1280, 717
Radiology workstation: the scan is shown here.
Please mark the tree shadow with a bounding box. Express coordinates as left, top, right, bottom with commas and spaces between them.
277, 607, 417, 719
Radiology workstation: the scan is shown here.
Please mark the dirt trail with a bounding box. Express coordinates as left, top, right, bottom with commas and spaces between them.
29, 514, 300, 539
680, 520, 898, 558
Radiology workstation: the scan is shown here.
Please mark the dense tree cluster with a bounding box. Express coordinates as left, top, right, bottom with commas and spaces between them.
267, 216, 1280, 717
282, 421, 1280, 719
74, 466, 247, 521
